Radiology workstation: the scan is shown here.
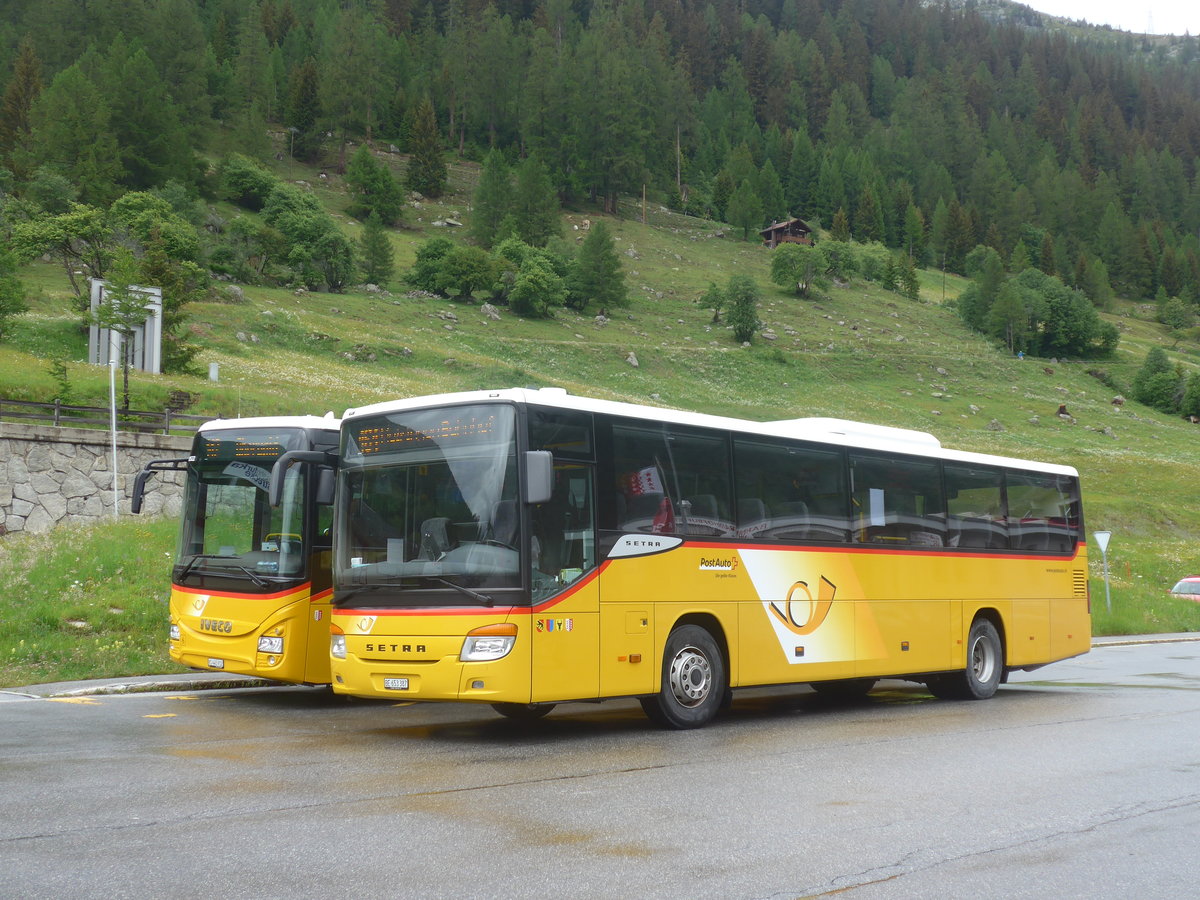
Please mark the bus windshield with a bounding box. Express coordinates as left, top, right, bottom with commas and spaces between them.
177, 427, 310, 589
337, 404, 521, 605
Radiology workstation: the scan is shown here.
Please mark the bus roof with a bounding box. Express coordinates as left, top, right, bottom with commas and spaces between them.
198, 413, 340, 434
342, 388, 1078, 478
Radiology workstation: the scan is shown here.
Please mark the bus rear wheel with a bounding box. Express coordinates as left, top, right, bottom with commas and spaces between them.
491, 702, 555, 721
640, 624, 726, 729
928, 618, 1003, 700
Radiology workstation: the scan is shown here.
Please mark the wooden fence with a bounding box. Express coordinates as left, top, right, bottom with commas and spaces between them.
0, 398, 210, 436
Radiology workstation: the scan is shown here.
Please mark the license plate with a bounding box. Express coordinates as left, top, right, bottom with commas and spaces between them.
208, 658, 225, 669
383, 677, 409, 691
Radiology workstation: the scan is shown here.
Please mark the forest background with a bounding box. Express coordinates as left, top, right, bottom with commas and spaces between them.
1, 0, 1200, 684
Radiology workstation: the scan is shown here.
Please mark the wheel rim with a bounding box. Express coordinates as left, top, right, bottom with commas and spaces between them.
668, 644, 712, 708
969, 632, 997, 684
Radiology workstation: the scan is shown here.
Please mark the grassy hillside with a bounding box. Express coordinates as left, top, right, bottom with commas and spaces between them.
2, 153, 1199, 686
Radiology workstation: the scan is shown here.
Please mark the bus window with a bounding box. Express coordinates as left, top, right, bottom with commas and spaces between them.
1006, 471, 1079, 553
531, 464, 596, 601
733, 438, 849, 542
610, 423, 732, 536
529, 407, 594, 460
850, 453, 946, 547
944, 464, 1007, 549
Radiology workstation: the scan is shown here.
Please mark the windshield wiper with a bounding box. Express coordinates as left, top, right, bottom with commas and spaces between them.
429, 576, 495, 607
177, 554, 268, 588
177, 553, 229, 583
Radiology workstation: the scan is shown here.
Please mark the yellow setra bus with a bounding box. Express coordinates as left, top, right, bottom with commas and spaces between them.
135, 415, 339, 684
307, 389, 1089, 728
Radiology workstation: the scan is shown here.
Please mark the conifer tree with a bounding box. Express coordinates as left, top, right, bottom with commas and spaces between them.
405, 96, 446, 198
286, 57, 321, 161
756, 159, 786, 225
830, 207, 851, 242
136, 229, 206, 375
565, 221, 626, 312
1181, 373, 1200, 420
0, 36, 43, 179
711, 170, 734, 221
903, 203, 926, 262
345, 144, 404, 224
357, 211, 395, 286
726, 179, 764, 241
470, 150, 512, 249
28, 64, 122, 205
100, 38, 192, 189
1131, 346, 1182, 413
725, 275, 760, 344
512, 154, 561, 248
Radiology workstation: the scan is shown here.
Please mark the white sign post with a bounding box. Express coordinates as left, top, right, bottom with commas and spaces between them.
1093, 530, 1112, 613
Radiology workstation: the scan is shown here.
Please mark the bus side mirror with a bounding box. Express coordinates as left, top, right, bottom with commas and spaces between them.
316, 467, 336, 506
524, 451, 553, 505
131, 469, 152, 514
269, 450, 331, 507
131, 458, 188, 514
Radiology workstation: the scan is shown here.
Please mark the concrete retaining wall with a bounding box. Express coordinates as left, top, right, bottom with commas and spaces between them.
0, 423, 191, 535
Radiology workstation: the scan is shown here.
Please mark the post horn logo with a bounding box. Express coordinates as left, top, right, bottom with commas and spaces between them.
767, 577, 836, 636
357, 616, 377, 633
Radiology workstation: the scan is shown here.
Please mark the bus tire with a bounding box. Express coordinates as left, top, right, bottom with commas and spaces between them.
929, 618, 1003, 700
491, 702, 555, 721
640, 624, 726, 729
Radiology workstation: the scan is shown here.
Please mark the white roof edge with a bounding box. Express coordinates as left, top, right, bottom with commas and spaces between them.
771, 417, 941, 448
198, 414, 341, 432
340, 388, 1078, 477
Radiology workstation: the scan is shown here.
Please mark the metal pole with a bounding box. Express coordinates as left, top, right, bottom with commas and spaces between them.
109, 331, 121, 519
1103, 552, 1112, 613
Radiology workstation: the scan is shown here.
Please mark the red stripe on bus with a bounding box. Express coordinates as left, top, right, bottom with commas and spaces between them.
172, 583, 313, 602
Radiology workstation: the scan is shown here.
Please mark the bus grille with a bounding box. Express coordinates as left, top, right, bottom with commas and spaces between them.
1073, 570, 1088, 597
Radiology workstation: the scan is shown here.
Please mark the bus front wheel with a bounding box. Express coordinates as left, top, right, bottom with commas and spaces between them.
640, 625, 726, 729
928, 618, 1003, 700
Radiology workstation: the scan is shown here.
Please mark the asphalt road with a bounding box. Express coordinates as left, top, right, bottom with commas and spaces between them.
1, 637, 1198, 899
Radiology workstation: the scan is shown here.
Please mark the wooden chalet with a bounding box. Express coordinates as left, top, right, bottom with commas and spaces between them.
760, 218, 813, 248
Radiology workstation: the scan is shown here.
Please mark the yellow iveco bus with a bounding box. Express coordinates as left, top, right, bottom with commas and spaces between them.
134, 415, 339, 684
305, 388, 1089, 728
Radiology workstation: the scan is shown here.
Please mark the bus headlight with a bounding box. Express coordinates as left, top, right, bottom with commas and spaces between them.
460, 623, 518, 661
331, 626, 346, 660
169, 624, 180, 642
257, 636, 284, 654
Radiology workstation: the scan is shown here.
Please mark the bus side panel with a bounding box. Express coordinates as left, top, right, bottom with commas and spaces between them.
738, 548, 861, 686
599, 602, 656, 696
597, 546, 754, 696
1051, 597, 1092, 661
1007, 600, 1050, 665
530, 579, 600, 703
302, 591, 333, 683
851, 555, 957, 677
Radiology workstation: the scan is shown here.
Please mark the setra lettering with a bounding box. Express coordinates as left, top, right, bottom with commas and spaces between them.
364, 643, 426, 654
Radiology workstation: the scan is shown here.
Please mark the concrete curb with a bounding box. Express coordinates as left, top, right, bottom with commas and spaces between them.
0, 672, 276, 701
